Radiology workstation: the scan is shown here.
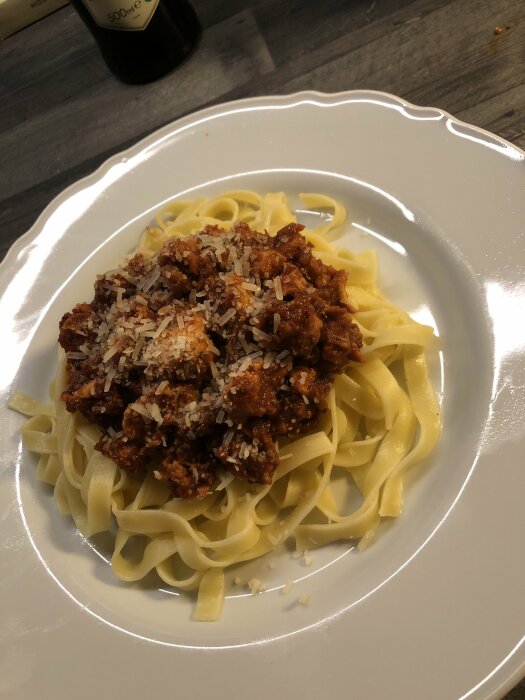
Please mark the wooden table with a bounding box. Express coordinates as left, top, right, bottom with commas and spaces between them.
1, 1, 524, 697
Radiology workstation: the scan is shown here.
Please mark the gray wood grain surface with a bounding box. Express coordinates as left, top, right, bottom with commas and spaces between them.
0, 1, 524, 697
2, 0, 525, 262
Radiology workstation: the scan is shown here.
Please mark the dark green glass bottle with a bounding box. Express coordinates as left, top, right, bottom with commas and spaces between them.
70, 0, 201, 84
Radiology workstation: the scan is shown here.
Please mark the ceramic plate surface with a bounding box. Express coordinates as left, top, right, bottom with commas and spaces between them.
1, 91, 524, 700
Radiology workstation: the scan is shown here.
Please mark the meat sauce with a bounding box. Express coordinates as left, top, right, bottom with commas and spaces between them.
58, 222, 363, 498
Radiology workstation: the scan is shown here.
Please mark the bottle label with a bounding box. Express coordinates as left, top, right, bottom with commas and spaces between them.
80, 0, 159, 30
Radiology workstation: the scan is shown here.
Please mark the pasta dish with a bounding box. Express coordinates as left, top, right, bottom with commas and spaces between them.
10, 191, 441, 621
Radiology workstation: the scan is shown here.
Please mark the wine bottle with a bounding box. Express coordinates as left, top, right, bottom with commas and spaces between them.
69, 0, 201, 84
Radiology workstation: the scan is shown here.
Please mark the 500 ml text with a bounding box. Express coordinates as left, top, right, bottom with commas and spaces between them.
107, 0, 141, 21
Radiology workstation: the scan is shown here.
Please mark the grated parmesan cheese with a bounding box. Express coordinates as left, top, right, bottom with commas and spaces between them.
251, 327, 272, 343
248, 578, 266, 594
102, 344, 118, 364
217, 308, 236, 326
104, 368, 116, 392
140, 266, 161, 292
357, 529, 376, 552
274, 276, 283, 300
66, 352, 86, 360
281, 580, 294, 595
154, 314, 174, 338
129, 403, 151, 419
241, 281, 260, 292
303, 551, 313, 566
149, 402, 163, 424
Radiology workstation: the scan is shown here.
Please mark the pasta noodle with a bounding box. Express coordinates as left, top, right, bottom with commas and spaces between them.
9, 191, 441, 621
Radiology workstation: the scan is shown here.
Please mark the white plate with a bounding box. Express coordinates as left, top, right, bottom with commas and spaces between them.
1, 91, 524, 700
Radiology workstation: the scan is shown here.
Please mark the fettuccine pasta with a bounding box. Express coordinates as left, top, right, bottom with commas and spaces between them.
9, 191, 441, 621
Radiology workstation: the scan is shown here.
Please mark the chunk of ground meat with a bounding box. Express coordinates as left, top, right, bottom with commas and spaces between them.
158, 236, 202, 275
279, 262, 309, 297
101, 301, 158, 370
158, 235, 217, 281
273, 223, 312, 269
214, 420, 279, 484
151, 384, 201, 427
93, 273, 135, 310
232, 221, 271, 248
269, 368, 329, 436
289, 366, 331, 406
270, 392, 321, 436
122, 384, 214, 442
320, 305, 363, 371
155, 455, 216, 498
213, 272, 253, 320
61, 377, 126, 423
58, 303, 97, 352
97, 435, 149, 475
225, 361, 287, 421
142, 313, 216, 381
307, 257, 350, 307
126, 253, 151, 279
159, 263, 192, 296
249, 248, 286, 280
257, 293, 323, 359
148, 288, 177, 311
